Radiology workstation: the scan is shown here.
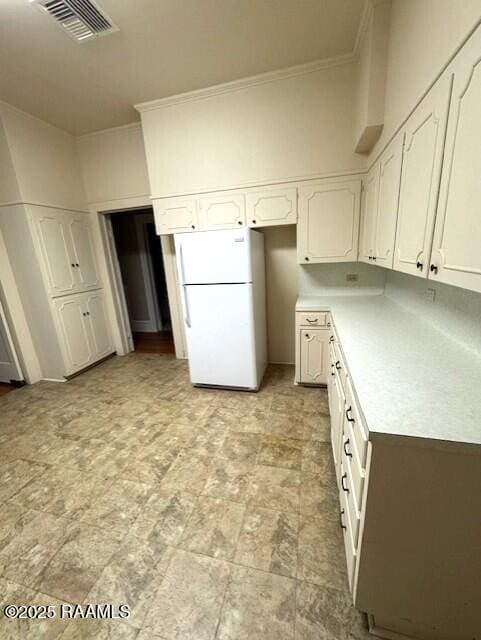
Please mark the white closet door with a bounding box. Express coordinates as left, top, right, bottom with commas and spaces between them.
69, 216, 101, 290
53, 297, 92, 374
34, 210, 76, 296
431, 28, 481, 293
359, 165, 379, 264
85, 292, 113, 360
393, 76, 451, 278
375, 134, 404, 269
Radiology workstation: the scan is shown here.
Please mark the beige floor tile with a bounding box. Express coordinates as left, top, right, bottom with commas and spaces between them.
57, 620, 138, 639
160, 450, 212, 494
180, 497, 245, 560
35, 522, 120, 603
302, 441, 336, 476
0, 458, 49, 503
202, 459, 255, 503
300, 472, 339, 518
131, 490, 197, 547
217, 432, 261, 464
143, 548, 231, 640
216, 565, 296, 640
262, 412, 305, 439
296, 581, 370, 639
234, 506, 298, 577
257, 435, 303, 470
297, 515, 348, 591
249, 465, 301, 513
188, 424, 228, 456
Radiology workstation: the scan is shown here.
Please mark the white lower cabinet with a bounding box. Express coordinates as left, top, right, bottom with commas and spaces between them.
295, 311, 330, 385
53, 291, 113, 376
326, 315, 481, 640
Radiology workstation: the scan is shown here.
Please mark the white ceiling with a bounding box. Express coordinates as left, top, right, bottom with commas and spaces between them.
0, 0, 365, 135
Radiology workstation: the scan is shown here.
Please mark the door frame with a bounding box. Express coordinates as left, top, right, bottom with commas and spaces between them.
91, 198, 186, 359
0, 295, 24, 383
134, 212, 163, 332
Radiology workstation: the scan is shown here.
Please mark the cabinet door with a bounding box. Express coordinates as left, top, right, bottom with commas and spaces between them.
393, 76, 451, 277
375, 134, 404, 269
68, 216, 101, 290
246, 186, 297, 228
85, 292, 113, 360
53, 297, 92, 374
299, 329, 327, 384
197, 193, 246, 230
33, 210, 76, 296
297, 180, 361, 264
153, 197, 198, 234
431, 29, 481, 293
359, 165, 379, 264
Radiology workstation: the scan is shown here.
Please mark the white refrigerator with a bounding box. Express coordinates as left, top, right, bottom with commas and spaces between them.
175, 228, 267, 390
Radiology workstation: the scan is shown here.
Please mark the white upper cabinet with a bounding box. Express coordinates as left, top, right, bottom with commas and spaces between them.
69, 216, 100, 290
375, 133, 404, 269
197, 192, 246, 231
430, 29, 481, 293
153, 197, 198, 234
246, 185, 297, 228
33, 210, 76, 296
393, 76, 451, 278
359, 165, 379, 264
297, 179, 361, 264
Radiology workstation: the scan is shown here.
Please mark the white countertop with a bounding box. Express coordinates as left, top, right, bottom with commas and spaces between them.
297, 294, 481, 451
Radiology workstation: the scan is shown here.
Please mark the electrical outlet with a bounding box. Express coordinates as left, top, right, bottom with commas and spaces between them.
425, 288, 436, 302
346, 273, 359, 282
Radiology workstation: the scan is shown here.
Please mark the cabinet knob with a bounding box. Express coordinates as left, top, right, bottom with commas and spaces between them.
75, 263, 79, 267
430, 264, 438, 274
327, 321, 331, 328
416, 261, 423, 270
305, 256, 309, 261
191, 225, 195, 230
305, 333, 310, 339
71, 263, 75, 267
252, 220, 256, 224
238, 221, 242, 225
341, 473, 349, 493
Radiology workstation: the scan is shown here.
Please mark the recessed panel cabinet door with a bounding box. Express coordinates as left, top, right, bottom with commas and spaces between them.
359, 166, 379, 264
153, 197, 198, 234
300, 329, 327, 384
34, 211, 76, 295
69, 217, 101, 290
53, 297, 92, 374
393, 76, 451, 278
297, 180, 361, 264
85, 292, 113, 359
375, 134, 404, 269
246, 186, 297, 228
431, 30, 481, 293
197, 193, 246, 230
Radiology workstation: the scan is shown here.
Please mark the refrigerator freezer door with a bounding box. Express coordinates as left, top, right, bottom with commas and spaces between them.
183, 283, 258, 389
175, 229, 252, 284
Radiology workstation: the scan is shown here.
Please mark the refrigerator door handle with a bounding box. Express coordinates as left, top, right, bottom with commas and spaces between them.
178, 243, 191, 328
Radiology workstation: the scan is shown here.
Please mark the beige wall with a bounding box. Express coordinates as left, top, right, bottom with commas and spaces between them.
263, 225, 297, 364
0, 102, 87, 211
77, 123, 151, 205
0, 117, 21, 204
139, 62, 366, 198
372, 0, 481, 156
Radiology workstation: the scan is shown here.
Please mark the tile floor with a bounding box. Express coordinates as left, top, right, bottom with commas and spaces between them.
0, 354, 370, 639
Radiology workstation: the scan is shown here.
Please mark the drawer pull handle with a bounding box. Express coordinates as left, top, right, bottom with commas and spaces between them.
306, 318, 318, 324
416, 261, 423, 270
341, 473, 349, 493
339, 508, 346, 531
329, 336, 334, 342
346, 406, 355, 423
335, 361, 341, 370
343, 439, 353, 458
430, 264, 438, 274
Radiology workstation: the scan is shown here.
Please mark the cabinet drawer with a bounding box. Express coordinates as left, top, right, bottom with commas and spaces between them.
345, 376, 368, 468
342, 433, 364, 526
297, 311, 327, 327
340, 470, 356, 591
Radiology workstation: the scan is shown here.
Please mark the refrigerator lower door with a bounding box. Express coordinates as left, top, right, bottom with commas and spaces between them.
183, 283, 258, 389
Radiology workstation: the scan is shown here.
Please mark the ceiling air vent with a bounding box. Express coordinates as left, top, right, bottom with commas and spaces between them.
31, 0, 118, 42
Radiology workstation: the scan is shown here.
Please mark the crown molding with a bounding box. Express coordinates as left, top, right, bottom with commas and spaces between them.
135, 53, 357, 113
353, 0, 374, 58
77, 121, 142, 140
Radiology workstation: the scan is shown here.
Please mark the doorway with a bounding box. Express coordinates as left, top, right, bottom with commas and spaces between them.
0, 294, 24, 395
109, 208, 175, 355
